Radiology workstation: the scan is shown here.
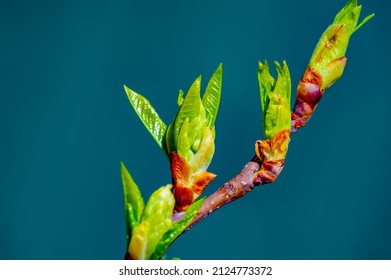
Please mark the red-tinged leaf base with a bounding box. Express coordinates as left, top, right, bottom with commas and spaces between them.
192, 171, 216, 195
170, 152, 216, 211
254, 130, 290, 185
291, 66, 324, 133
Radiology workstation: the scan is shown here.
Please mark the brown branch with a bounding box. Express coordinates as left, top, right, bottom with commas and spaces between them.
172, 156, 261, 227
172, 123, 301, 231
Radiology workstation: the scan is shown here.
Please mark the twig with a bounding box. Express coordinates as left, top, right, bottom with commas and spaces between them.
172, 156, 260, 227
172, 125, 301, 231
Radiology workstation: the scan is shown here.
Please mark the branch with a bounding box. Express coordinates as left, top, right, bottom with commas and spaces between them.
172, 156, 260, 226
172, 126, 299, 230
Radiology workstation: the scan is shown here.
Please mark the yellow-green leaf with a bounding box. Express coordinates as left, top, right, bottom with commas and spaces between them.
172, 76, 203, 147
124, 85, 168, 155
258, 61, 291, 139
121, 162, 145, 246
202, 64, 222, 127
258, 60, 275, 122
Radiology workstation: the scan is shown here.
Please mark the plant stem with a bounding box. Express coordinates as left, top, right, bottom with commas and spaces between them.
172, 156, 261, 228
173, 126, 300, 231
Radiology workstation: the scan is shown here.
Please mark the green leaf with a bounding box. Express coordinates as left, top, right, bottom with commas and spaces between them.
309, 0, 373, 71
141, 185, 175, 224
273, 61, 291, 103
124, 85, 168, 155
354, 13, 374, 33
126, 203, 138, 233
202, 64, 222, 127
165, 123, 175, 154
166, 76, 205, 156
320, 57, 347, 90
127, 220, 149, 260
258, 61, 291, 139
172, 76, 203, 146
140, 185, 175, 259
334, 0, 357, 24
334, 0, 373, 32
258, 60, 275, 122
128, 185, 175, 260
189, 127, 215, 174
121, 162, 145, 246
189, 113, 207, 153
177, 118, 193, 161
150, 198, 205, 260
177, 90, 184, 107
264, 93, 291, 138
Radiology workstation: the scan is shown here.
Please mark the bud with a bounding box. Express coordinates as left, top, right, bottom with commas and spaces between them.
258, 60, 291, 140
128, 185, 175, 260
166, 65, 222, 211
292, 0, 373, 132
255, 61, 291, 185
309, 0, 374, 89
254, 130, 290, 185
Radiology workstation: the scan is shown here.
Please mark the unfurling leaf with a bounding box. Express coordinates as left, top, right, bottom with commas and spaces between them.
258, 60, 291, 139
124, 85, 168, 155
258, 61, 275, 118
169, 76, 203, 153
308, 0, 374, 90
170, 127, 216, 211
128, 185, 175, 260
202, 64, 222, 127
127, 221, 149, 260
166, 64, 222, 160
177, 118, 192, 161
291, 0, 373, 133
177, 90, 184, 106
140, 185, 175, 223
189, 127, 215, 174
256, 61, 291, 180
121, 162, 145, 246
165, 67, 221, 211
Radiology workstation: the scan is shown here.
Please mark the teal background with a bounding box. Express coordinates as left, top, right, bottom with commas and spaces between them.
1, 0, 390, 260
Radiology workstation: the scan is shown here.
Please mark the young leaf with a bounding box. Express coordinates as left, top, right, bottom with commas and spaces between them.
258, 61, 291, 139
127, 221, 149, 260
141, 185, 175, 223
121, 162, 145, 245
188, 108, 207, 154
263, 62, 291, 139
309, 0, 374, 72
258, 61, 275, 122
176, 118, 193, 162
273, 61, 291, 103
142, 185, 175, 259
165, 123, 175, 155
177, 89, 184, 107
202, 64, 222, 127
128, 185, 175, 260
189, 127, 215, 174
124, 85, 168, 155
172, 76, 203, 147
150, 198, 205, 260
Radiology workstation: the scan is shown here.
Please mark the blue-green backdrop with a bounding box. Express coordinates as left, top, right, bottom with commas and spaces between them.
1, 0, 390, 259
